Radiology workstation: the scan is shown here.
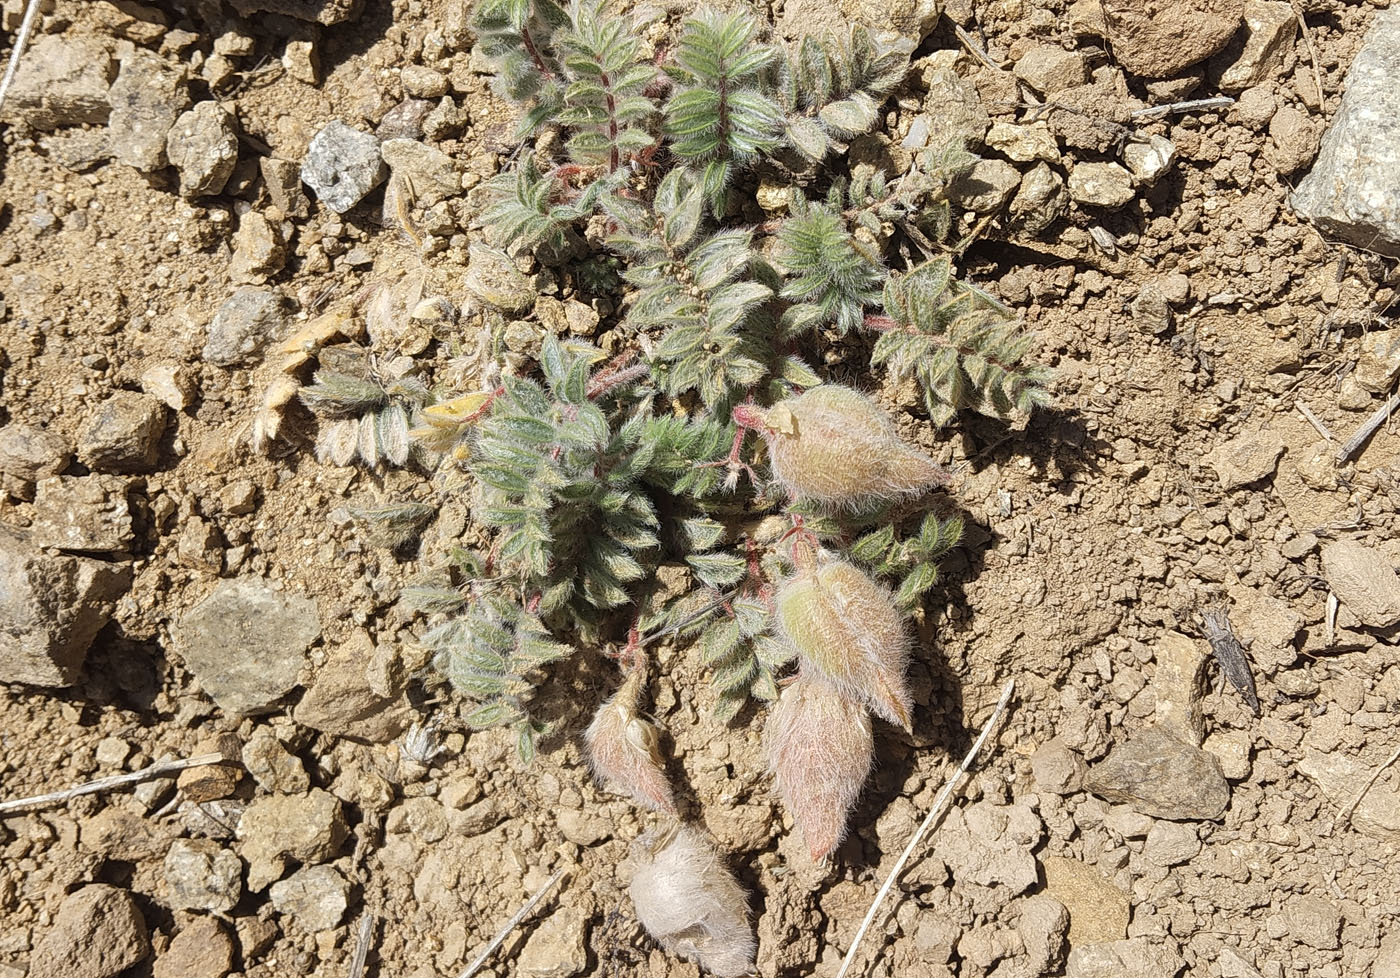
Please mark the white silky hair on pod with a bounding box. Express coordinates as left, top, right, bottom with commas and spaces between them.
628, 824, 756, 978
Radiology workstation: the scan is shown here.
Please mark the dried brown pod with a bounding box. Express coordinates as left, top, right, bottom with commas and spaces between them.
775, 555, 913, 731
628, 824, 756, 978
732, 385, 948, 509
764, 673, 874, 862
584, 667, 677, 815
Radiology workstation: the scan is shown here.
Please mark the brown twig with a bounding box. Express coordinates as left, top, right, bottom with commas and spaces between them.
1289, 0, 1325, 109
952, 24, 1005, 71
837, 678, 1015, 978
347, 912, 375, 978
1131, 96, 1235, 121
0, 753, 226, 816
1336, 390, 1400, 462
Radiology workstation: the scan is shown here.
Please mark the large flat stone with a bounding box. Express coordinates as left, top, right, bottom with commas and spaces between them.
1291, 6, 1400, 256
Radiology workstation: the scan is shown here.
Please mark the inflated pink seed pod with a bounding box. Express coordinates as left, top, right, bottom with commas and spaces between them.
628, 824, 757, 978
775, 557, 914, 731
584, 669, 677, 815
764, 673, 874, 863
732, 385, 948, 509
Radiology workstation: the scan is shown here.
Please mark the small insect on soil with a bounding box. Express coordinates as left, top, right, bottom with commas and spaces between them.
1199, 605, 1261, 717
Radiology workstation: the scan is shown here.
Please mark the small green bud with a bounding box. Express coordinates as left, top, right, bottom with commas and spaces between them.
763, 673, 874, 862
733, 385, 948, 509
584, 669, 677, 815
775, 556, 914, 731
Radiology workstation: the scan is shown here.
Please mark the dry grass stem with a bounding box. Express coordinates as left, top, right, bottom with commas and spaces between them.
0, 0, 41, 117
458, 866, 567, 978
836, 678, 1016, 978
1331, 741, 1400, 834
0, 752, 226, 816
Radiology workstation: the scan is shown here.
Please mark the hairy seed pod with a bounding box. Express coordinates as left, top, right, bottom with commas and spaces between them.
732, 385, 948, 509
775, 557, 914, 730
628, 824, 756, 978
764, 674, 874, 862
584, 669, 677, 815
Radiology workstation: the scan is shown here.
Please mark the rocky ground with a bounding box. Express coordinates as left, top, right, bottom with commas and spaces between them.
1, 0, 1400, 977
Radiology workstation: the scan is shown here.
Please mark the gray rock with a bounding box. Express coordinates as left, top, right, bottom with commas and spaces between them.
1041, 856, 1129, 945
920, 68, 990, 148
1030, 737, 1084, 794
1320, 539, 1400, 628
1203, 428, 1286, 489
0, 35, 115, 130
269, 865, 351, 932
1131, 281, 1173, 334
1290, 6, 1400, 253
465, 242, 536, 313
1281, 895, 1340, 950
0, 526, 130, 686
151, 916, 234, 978
174, 576, 320, 715
1086, 725, 1231, 820
1151, 631, 1208, 746
381, 138, 460, 205
164, 838, 243, 912
28, 884, 150, 978
204, 287, 287, 368
1122, 135, 1176, 185
78, 392, 166, 473
985, 122, 1061, 163
1100, 0, 1242, 77
0, 424, 71, 481
1219, 0, 1297, 92
1013, 46, 1088, 95
1066, 937, 1184, 978
1068, 162, 1135, 208
1374, 931, 1400, 978
106, 49, 189, 172
259, 157, 310, 218
1142, 820, 1201, 866
1202, 729, 1252, 779
1354, 329, 1400, 392
236, 790, 348, 891
301, 121, 386, 214
166, 101, 240, 196
376, 99, 434, 141
518, 907, 589, 978
294, 630, 409, 741
1010, 162, 1068, 234
241, 727, 310, 794
949, 159, 1021, 213
228, 213, 286, 284
30, 475, 133, 552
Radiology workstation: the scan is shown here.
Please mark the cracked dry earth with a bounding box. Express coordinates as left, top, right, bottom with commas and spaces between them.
1, 0, 1399, 977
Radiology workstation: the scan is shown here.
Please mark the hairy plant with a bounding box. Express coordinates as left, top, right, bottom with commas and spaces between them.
871, 259, 1052, 425
380, 0, 1057, 892
774, 25, 912, 161
663, 9, 784, 215
422, 593, 571, 761
299, 369, 432, 468
733, 384, 949, 510
764, 672, 874, 862
628, 824, 757, 978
